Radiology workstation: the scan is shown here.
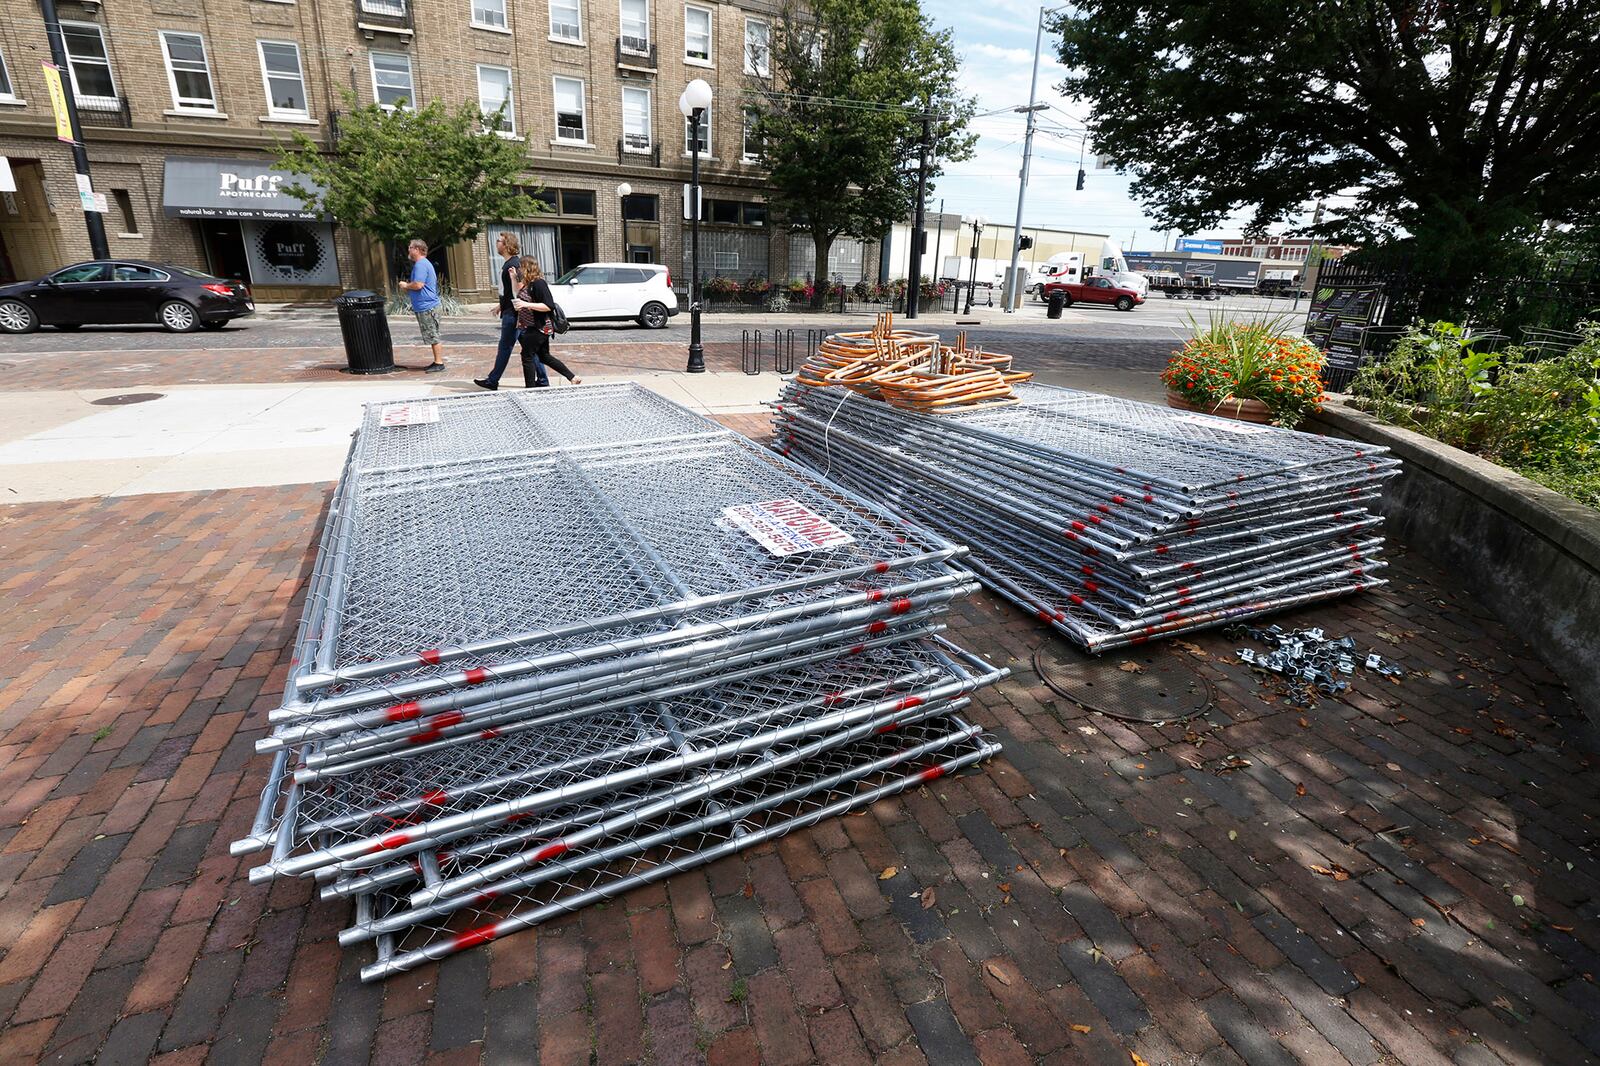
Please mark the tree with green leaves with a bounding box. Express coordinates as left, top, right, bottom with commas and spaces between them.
1055, 1, 1600, 302
276, 96, 540, 285
752, 0, 975, 306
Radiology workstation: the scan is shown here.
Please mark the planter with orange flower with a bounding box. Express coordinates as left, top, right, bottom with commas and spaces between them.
1161, 314, 1328, 428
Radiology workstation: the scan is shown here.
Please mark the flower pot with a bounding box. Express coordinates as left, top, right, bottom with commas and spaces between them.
1165, 391, 1276, 424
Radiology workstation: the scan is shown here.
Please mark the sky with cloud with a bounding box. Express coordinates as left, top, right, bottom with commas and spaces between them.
919, 0, 1274, 250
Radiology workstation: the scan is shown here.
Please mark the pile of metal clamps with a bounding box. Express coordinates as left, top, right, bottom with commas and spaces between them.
797, 313, 1032, 411
233, 383, 1002, 980
773, 359, 1402, 652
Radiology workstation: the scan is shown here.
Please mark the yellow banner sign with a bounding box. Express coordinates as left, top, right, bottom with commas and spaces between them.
41, 62, 75, 144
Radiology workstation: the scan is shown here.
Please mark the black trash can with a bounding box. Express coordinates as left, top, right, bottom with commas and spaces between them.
1046, 290, 1066, 319
335, 290, 395, 374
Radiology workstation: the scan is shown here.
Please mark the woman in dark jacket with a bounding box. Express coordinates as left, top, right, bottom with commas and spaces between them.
511, 257, 581, 387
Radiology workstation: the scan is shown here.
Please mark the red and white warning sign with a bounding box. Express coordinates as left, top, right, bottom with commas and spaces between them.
722, 498, 856, 557
377, 402, 441, 427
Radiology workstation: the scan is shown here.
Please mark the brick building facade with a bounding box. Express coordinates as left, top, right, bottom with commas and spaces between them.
0, 0, 866, 300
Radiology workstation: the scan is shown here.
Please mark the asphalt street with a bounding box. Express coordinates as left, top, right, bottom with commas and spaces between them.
0, 292, 1310, 356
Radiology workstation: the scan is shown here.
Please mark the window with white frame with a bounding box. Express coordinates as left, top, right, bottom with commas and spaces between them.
550, 0, 583, 42
684, 5, 711, 63
476, 65, 514, 132
684, 107, 708, 154
741, 107, 762, 162
621, 86, 651, 151
369, 51, 413, 109
257, 40, 308, 117
554, 76, 586, 141
619, 0, 649, 53
159, 32, 217, 112
743, 18, 769, 76
61, 22, 117, 105
472, 0, 508, 30
0, 46, 21, 102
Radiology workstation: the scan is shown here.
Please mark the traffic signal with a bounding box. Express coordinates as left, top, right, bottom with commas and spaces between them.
1018, 235, 1034, 250
1076, 169, 1086, 191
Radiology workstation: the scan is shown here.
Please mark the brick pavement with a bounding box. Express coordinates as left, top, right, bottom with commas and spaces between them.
0, 341, 749, 392
2, 423, 1597, 1065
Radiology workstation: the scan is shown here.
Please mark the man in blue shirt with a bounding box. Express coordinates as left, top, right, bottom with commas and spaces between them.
402, 238, 445, 373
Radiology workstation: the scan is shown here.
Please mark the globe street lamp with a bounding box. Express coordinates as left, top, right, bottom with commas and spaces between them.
678, 78, 713, 373
963, 215, 987, 316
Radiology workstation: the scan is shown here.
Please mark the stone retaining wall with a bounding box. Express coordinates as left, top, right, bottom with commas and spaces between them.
1311, 402, 1600, 727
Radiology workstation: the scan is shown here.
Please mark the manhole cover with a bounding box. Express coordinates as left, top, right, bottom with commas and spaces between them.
91, 392, 165, 406
1033, 640, 1212, 723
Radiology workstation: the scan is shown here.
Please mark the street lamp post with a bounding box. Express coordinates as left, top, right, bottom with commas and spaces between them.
616, 181, 632, 261
963, 216, 986, 316
678, 79, 712, 373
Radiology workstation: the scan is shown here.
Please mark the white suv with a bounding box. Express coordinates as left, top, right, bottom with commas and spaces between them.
550, 263, 679, 329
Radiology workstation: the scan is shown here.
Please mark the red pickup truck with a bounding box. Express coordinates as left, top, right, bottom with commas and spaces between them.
1041, 275, 1145, 312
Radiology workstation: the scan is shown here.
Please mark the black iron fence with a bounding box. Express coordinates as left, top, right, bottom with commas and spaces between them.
1305, 256, 1600, 390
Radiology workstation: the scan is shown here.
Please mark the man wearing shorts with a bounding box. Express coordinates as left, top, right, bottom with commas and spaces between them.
402, 239, 446, 373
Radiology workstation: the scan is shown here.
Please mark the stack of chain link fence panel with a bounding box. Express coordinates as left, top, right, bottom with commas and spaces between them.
233, 383, 1003, 980
772, 377, 1399, 652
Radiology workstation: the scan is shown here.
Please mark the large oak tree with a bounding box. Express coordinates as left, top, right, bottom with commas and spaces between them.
751, 0, 975, 305
1055, 1, 1600, 290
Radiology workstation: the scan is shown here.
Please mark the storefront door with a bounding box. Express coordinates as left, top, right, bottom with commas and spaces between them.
203, 221, 251, 283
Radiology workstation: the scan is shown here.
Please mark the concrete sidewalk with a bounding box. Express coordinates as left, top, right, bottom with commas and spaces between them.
0, 372, 781, 503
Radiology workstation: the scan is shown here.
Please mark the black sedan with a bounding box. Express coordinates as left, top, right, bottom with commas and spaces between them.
0, 260, 254, 334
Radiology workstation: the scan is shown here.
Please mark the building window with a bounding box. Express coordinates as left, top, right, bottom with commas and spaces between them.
684, 4, 711, 64
741, 107, 762, 163
621, 86, 651, 152
526, 187, 598, 215
622, 193, 658, 221
111, 189, 140, 234
0, 47, 15, 101
619, 0, 649, 53
360, 0, 408, 15
744, 18, 769, 77
159, 32, 217, 112
476, 65, 514, 133
369, 51, 414, 110
257, 41, 308, 118
703, 199, 766, 227
61, 22, 118, 105
473, 0, 508, 30
550, 0, 583, 42
684, 108, 709, 154
553, 76, 586, 142
560, 189, 595, 215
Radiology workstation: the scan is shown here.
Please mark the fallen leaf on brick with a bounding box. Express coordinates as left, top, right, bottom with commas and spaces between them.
1394, 714, 1409, 723
921, 888, 937, 910
1069, 1023, 1093, 1033
984, 961, 1012, 985
1298, 716, 1310, 729
723, 959, 734, 969
1309, 863, 1351, 882
998, 882, 1012, 894
1550, 923, 1574, 932
1453, 727, 1474, 735
742, 881, 754, 898
1295, 783, 1307, 797
1412, 917, 1427, 927
1132, 1053, 1150, 1066
1468, 837, 1483, 845
1118, 661, 1144, 673
878, 866, 898, 880
1090, 946, 1104, 964
1385, 763, 1402, 772
1228, 830, 1238, 841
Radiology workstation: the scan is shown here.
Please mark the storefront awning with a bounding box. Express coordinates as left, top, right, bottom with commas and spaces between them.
162, 157, 326, 220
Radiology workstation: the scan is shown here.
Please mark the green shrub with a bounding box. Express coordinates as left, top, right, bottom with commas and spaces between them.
1349, 320, 1600, 509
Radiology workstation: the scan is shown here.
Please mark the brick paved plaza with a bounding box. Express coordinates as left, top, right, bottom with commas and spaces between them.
2, 390, 1597, 1066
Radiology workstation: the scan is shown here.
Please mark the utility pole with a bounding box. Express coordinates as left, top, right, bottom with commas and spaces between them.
39, 0, 108, 259
1003, 6, 1049, 313
905, 115, 932, 319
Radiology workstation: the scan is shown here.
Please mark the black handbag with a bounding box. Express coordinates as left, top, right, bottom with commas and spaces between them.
549, 301, 570, 334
